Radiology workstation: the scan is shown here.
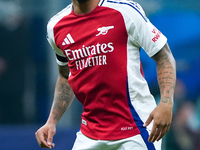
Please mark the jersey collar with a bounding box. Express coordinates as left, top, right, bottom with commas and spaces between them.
99, 0, 106, 6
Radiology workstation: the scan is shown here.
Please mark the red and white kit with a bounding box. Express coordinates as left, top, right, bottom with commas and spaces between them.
47, 0, 167, 149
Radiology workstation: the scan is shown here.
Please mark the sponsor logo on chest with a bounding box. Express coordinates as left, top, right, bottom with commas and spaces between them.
62, 26, 115, 70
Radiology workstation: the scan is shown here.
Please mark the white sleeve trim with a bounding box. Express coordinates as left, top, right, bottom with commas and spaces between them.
56, 58, 68, 66
148, 38, 167, 57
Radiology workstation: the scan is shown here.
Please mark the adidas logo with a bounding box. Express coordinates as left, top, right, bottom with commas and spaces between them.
62, 33, 75, 46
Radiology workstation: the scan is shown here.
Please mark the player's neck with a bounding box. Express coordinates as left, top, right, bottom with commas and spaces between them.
72, 0, 100, 15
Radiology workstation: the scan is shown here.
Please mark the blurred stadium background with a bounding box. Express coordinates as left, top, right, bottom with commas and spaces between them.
0, 0, 199, 149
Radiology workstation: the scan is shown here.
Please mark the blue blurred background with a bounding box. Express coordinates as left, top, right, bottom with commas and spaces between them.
0, 0, 199, 149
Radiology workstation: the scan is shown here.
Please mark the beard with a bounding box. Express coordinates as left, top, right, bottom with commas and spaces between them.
76, 0, 90, 3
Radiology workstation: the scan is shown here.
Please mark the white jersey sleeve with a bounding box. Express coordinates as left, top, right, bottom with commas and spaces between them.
47, 26, 68, 66
47, 32, 68, 66
125, 2, 167, 57
46, 5, 73, 66
47, 24, 65, 57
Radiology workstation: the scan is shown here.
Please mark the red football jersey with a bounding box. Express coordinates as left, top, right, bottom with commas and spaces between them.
47, 0, 167, 147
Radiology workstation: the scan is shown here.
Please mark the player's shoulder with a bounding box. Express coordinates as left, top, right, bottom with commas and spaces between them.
104, 0, 141, 9
104, 0, 145, 16
103, 0, 147, 22
47, 3, 72, 30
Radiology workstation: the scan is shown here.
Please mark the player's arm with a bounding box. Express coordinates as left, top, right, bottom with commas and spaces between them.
35, 64, 75, 149
144, 43, 176, 142
48, 64, 74, 126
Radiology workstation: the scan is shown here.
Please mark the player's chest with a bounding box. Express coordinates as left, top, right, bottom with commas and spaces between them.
54, 7, 128, 53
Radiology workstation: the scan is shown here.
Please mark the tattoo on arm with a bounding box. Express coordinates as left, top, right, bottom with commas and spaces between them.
49, 65, 75, 124
152, 44, 176, 105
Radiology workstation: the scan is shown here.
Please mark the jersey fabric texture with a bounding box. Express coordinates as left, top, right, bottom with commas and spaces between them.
47, 0, 167, 149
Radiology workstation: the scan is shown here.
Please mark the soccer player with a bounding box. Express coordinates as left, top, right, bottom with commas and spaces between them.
35, 0, 176, 149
